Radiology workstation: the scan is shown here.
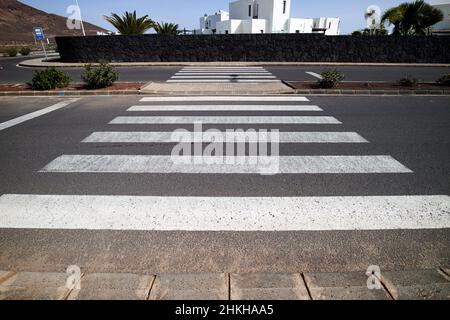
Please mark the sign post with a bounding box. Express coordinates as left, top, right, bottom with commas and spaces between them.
33, 27, 47, 61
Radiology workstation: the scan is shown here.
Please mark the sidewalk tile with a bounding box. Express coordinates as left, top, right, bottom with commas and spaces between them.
0, 272, 70, 300
149, 273, 228, 300
381, 269, 450, 300
67, 273, 154, 300
230, 273, 310, 300
303, 272, 391, 300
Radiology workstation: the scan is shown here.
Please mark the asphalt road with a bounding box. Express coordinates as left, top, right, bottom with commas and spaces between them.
0, 95, 449, 274
1, 55, 449, 83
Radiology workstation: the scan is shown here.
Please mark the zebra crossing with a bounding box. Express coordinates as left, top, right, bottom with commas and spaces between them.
167, 67, 281, 83
1, 95, 449, 233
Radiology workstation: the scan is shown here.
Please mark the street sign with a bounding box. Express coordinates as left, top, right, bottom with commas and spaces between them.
33, 27, 45, 41
32, 27, 47, 60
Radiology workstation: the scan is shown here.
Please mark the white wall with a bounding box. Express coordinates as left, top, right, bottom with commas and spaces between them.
216, 20, 244, 34
230, 0, 254, 20
270, 0, 291, 32
241, 19, 268, 33
430, 1, 450, 31
287, 18, 313, 33
313, 17, 340, 35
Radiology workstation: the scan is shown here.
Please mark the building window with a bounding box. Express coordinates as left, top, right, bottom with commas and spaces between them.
253, 4, 259, 19
248, 5, 252, 17
283, 1, 286, 14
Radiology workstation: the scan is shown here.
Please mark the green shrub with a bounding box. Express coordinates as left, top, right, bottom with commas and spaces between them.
436, 74, 450, 86
6, 47, 18, 57
28, 68, 71, 90
20, 47, 31, 56
82, 63, 119, 89
398, 75, 419, 87
318, 69, 345, 89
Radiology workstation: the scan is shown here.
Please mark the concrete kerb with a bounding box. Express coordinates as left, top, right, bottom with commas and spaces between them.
1, 90, 450, 97
0, 269, 449, 300
18, 57, 450, 68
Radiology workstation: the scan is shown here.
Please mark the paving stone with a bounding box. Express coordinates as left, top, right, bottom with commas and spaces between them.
140, 82, 293, 94
0, 272, 70, 300
303, 272, 391, 300
149, 273, 228, 300
230, 273, 309, 300
381, 269, 450, 300
67, 273, 154, 300
0, 271, 15, 285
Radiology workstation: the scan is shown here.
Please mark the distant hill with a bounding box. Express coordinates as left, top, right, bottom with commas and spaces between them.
0, 0, 108, 45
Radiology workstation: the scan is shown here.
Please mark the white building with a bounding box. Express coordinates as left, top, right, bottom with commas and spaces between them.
428, 0, 450, 34
195, 0, 340, 35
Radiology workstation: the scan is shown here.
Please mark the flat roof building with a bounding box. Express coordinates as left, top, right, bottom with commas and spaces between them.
196, 0, 340, 35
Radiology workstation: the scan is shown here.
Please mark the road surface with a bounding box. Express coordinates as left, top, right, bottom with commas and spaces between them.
0, 94, 449, 274
1, 55, 449, 83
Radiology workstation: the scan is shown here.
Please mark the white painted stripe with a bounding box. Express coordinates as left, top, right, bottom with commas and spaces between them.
177, 71, 271, 74
140, 96, 310, 102
109, 116, 341, 124
1, 194, 446, 231
182, 67, 265, 70
0, 99, 78, 132
171, 76, 277, 79
127, 105, 323, 111
306, 72, 323, 80
175, 73, 273, 76
82, 132, 368, 144
166, 79, 281, 83
40, 155, 412, 174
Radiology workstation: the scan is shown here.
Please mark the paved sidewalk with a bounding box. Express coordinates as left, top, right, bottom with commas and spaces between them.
140, 82, 294, 95
1, 269, 448, 300
18, 57, 450, 68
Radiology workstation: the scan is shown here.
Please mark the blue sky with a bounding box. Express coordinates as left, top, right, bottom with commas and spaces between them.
20, 0, 405, 34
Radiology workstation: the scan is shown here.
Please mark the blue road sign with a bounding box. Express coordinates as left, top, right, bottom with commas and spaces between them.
33, 27, 45, 41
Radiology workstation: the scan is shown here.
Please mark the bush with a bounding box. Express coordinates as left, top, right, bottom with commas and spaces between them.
398, 75, 419, 87
318, 69, 345, 89
436, 74, 450, 86
82, 63, 119, 89
28, 68, 71, 90
20, 47, 31, 56
5, 47, 18, 57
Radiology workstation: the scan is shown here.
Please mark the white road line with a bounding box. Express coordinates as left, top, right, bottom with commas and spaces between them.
176, 72, 271, 74
167, 79, 281, 83
1, 194, 447, 231
0, 99, 78, 132
127, 105, 323, 111
306, 72, 323, 80
140, 96, 310, 102
82, 132, 368, 144
40, 155, 412, 174
181, 67, 266, 70
171, 76, 277, 79
109, 116, 341, 124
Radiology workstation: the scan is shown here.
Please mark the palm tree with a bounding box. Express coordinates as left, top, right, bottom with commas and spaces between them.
382, 1, 444, 35
154, 22, 181, 35
104, 11, 155, 35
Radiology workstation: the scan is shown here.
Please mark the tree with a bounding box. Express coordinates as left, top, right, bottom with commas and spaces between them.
352, 25, 387, 36
104, 11, 155, 35
154, 22, 181, 35
381, 1, 444, 35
